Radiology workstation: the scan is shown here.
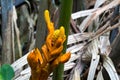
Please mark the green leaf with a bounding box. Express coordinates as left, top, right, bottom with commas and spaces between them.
0, 68, 4, 80
0, 64, 14, 80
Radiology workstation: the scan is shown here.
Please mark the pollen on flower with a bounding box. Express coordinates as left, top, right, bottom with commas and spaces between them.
52, 30, 60, 42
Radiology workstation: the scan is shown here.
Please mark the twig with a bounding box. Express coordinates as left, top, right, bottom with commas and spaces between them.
70, 18, 80, 33
95, 21, 110, 36
91, 22, 120, 40
11, 9, 15, 61
13, 6, 22, 57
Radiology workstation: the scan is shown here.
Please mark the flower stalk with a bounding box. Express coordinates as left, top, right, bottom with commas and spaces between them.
53, 0, 73, 80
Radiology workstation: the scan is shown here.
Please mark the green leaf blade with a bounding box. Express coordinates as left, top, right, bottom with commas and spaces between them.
1, 64, 15, 80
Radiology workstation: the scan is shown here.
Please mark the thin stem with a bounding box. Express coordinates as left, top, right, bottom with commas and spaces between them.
53, 0, 73, 80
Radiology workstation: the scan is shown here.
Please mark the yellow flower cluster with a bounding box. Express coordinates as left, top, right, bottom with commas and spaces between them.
27, 10, 71, 80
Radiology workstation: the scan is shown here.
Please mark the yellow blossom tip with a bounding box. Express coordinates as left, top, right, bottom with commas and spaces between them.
44, 10, 50, 23
44, 10, 54, 33
60, 26, 65, 35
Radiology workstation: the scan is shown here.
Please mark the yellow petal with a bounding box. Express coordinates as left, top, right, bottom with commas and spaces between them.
27, 48, 44, 69
51, 52, 71, 67
35, 48, 44, 65
44, 10, 54, 33
41, 45, 50, 62
59, 52, 71, 63
59, 26, 65, 36
54, 37, 63, 48
52, 29, 60, 43
50, 45, 63, 56
44, 10, 50, 24
46, 34, 53, 51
